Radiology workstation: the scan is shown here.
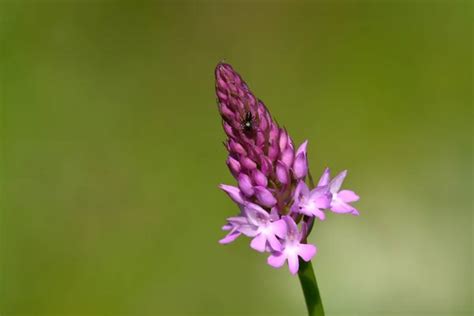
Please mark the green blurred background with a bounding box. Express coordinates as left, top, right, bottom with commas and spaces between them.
0, 1, 472, 315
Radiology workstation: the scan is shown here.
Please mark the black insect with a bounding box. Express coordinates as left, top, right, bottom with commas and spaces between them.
242, 111, 255, 133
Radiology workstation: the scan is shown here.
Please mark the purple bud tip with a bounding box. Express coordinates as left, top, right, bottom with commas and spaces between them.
238, 173, 254, 197
254, 187, 277, 208
252, 169, 268, 187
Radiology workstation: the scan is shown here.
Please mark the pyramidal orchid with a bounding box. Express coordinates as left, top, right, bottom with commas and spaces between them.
214, 63, 360, 316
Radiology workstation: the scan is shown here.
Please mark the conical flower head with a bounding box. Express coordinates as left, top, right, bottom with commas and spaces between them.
215, 63, 298, 211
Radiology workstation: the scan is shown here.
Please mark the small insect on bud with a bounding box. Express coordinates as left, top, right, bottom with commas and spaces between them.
242, 111, 255, 133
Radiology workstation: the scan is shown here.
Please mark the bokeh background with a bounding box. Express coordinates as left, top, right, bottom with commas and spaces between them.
0, 1, 472, 315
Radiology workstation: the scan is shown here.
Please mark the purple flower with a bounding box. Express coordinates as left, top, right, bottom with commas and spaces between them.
244, 203, 286, 252
291, 181, 331, 220
219, 202, 286, 252
267, 216, 317, 275
318, 168, 360, 215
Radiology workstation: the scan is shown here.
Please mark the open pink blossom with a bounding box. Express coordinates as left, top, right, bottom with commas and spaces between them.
219, 202, 286, 252
318, 168, 360, 215
291, 181, 331, 220
267, 216, 317, 275
243, 203, 286, 252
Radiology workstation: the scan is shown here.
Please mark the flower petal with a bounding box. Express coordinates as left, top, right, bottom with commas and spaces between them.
271, 219, 287, 238
219, 231, 241, 244
295, 140, 308, 156
311, 209, 326, 221
330, 199, 356, 214
219, 184, 245, 205
309, 185, 329, 201
298, 243, 317, 262
313, 193, 331, 210
244, 202, 270, 226
250, 233, 267, 252
222, 224, 232, 230
293, 152, 308, 179
267, 233, 282, 252
295, 180, 310, 198
226, 216, 248, 226
287, 252, 300, 275
338, 190, 359, 203
267, 252, 286, 268
283, 216, 299, 236
317, 168, 331, 187
329, 170, 347, 193
238, 224, 259, 237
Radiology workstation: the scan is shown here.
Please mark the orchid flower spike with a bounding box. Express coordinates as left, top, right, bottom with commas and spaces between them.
215, 63, 360, 277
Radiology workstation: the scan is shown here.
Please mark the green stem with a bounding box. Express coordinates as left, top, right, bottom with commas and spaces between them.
298, 259, 325, 316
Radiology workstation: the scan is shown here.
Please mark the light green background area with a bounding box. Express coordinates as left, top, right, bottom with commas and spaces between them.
0, 1, 472, 315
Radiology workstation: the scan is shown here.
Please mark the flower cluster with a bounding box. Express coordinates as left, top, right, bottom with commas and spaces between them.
215, 63, 359, 275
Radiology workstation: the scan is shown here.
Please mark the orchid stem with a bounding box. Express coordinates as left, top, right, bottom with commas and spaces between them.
298, 259, 325, 316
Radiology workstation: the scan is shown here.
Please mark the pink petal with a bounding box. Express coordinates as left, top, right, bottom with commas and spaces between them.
298, 243, 317, 262
293, 152, 308, 179
250, 234, 267, 252
338, 190, 360, 203
226, 216, 248, 226
295, 180, 310, 198
219, 184, 245, 205
271, 219, 287, 238
238, 224, 258, 237
317, 168, 331, 186
244, 203, 269, 226
269, 207, 280, 221
283, 216, 299, 236
311, 209, 326, 221
330, 199, 356, 214
267, 233, 282, 252
288, 253, 300, 275
219, 231, 241, 244
313, 194, 331, 210
309, 186, 330, 203
295, 140, 308, 156
267, 252, 286, 268
329, 170, 347, 193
